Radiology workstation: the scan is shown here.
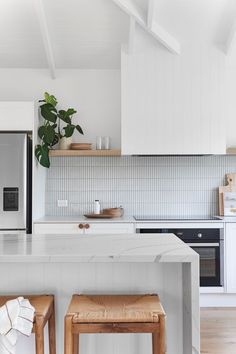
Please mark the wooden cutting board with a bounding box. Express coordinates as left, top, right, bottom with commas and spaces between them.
219, 173, 236, 215
84, 214, 114, 219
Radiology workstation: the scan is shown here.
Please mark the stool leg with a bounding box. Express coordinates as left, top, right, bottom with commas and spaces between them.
64, 315, 73, 354
159, 315, 166, 354
35, 316, 45, 354
73, 334, 79, 354
48, 303, 56, 354
152, 331, 159, 354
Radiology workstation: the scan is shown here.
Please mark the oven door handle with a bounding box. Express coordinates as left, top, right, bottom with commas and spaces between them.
187, 243, 219, 247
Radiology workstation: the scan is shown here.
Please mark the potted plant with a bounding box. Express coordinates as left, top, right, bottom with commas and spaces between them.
35, 92, 83, 168
58, 108, 83, 150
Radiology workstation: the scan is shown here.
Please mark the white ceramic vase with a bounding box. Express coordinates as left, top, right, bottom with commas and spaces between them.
59, 137, 72, 150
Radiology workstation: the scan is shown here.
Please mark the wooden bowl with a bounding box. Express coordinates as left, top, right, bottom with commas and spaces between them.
102, 208, 124, 218
71, 143, 92, 150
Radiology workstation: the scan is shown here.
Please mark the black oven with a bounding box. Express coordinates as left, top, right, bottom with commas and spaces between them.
139, 228, 224, 287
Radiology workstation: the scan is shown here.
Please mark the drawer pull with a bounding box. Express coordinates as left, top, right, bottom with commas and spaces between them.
85, 223, 90, 229
78, 223, 84, 229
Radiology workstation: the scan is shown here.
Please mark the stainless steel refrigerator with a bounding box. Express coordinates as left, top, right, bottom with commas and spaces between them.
0, 133, 32, 233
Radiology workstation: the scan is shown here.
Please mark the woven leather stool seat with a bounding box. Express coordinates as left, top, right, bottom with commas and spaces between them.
68, 294, 164, 323
64, 294, 166, 354
0, 295, 56, 354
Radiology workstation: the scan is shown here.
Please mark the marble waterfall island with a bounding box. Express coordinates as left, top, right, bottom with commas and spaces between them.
0, 233, 199, 354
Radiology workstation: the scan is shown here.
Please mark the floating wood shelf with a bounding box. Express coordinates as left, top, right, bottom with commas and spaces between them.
49, 149, 121, 157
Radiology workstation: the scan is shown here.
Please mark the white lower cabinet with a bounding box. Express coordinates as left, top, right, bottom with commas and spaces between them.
34, 223, 84, 234
34, 222, 134, 235
225, 223, 236, 293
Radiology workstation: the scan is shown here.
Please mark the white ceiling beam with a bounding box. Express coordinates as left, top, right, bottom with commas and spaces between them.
150, 22, 180, 55
112, 0, 180, 55
147, 0, 156, 29
33, 0, 56, 79
112, 0, 146, 27
225, 19, 236, 55
128, 17, 136, 54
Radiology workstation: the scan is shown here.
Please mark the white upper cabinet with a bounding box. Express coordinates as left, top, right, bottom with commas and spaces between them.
0, 102, 34, 131
121, 31, 226, 155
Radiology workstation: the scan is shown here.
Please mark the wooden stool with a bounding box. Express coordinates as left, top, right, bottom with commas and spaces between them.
64, 294, 166, 354
0, 295, 56, 354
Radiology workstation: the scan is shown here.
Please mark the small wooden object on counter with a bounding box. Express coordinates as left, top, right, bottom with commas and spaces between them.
0, 295, 56, 354
219, 173, 236, 216
49, 149, 121, 157
84, 214, 114, 219
84, 207, 124, 219
64, 294, 166, 354
103, 207, 124, 218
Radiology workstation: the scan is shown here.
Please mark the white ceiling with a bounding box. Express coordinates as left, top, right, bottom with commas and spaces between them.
0, 0, 128, 69
0, 0, 236, 70
151, 0, 236, 44
0, 0, 46, 68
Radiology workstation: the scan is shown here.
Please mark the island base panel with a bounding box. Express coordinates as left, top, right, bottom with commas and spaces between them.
0, 262, 183, 354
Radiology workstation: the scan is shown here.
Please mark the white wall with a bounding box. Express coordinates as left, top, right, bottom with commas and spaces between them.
0, 101, 34, 131
0, 69, 121, 220
226, 53, 236, 148
0, 69, 121, 148
122, 27, 236, 153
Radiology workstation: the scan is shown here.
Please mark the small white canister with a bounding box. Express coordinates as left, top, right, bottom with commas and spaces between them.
94, 200, 101, 214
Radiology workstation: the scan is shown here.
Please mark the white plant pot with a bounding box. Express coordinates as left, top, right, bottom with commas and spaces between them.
59, 137, 72, 150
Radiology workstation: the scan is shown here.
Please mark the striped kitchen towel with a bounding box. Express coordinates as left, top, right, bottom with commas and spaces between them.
0, 297, 35, 354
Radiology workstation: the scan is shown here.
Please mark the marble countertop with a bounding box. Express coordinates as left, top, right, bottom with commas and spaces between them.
34, 216, 135, 223
0, 233, 198, 263
34, 215, 227, 224
216, 216, 236, 222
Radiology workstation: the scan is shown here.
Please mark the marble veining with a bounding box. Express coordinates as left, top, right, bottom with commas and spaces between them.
0, 233, 197, 263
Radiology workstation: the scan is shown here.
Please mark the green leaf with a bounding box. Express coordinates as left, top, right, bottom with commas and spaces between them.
67, 108, 77, 116
52, 134, 59, 146
58, 108, 76, 124
35, 144, 50, 168
58, 110, 71, 124
40, 103, 57, 123
75, 124, 84, 135
38, 124, 56, 145
38, 126, 46, 140
44, 92, 58, 107
64, 125, 75, 137
44, 125, 55, 145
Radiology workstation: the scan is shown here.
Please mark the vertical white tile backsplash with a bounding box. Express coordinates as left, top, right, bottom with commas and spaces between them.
45, 156, 236, 217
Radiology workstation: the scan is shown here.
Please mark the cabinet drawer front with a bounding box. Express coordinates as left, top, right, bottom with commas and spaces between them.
34, 223, 83, 234
85, 223, 134, 234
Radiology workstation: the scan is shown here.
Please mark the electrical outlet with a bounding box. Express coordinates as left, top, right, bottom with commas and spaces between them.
57, 199, 68, 207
